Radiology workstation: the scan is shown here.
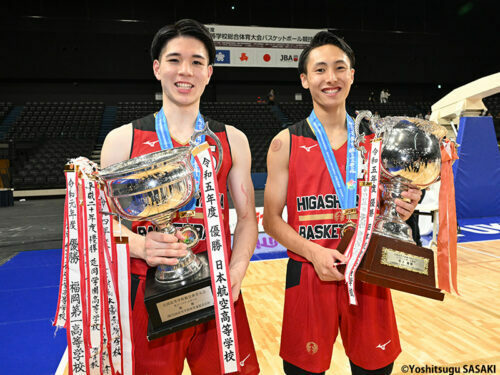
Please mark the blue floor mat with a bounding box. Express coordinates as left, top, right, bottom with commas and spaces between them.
0, 249, 67, 375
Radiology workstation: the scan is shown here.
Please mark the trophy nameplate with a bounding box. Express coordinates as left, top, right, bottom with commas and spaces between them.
144, 252, 215, 340
337, 227, 444, 301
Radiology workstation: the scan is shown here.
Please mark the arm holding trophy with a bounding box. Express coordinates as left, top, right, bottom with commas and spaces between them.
335, 111, 457, 301
100, 123, 188, 267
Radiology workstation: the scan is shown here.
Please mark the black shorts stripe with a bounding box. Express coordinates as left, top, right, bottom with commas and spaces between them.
285, 258, 303, 289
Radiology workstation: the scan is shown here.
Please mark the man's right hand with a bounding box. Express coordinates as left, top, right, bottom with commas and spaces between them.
309, 244, 347, 281
143, 231, 189, 267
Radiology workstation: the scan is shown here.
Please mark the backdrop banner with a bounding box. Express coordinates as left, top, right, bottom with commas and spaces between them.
206, 24, 325, 68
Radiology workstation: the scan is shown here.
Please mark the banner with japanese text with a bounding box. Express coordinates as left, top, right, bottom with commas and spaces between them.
206, 25, 325, 68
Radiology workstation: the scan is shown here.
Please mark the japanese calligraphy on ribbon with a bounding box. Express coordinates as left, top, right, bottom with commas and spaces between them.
193, 143, 240, 375
344, 139, 382, 305
54, 160, 134, 375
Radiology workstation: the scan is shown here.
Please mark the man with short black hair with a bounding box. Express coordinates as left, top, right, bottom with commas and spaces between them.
101, 19, 260, 375
263, 31, 421, 375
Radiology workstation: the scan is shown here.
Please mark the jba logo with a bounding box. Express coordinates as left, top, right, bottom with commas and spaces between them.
280, 54, 298, 62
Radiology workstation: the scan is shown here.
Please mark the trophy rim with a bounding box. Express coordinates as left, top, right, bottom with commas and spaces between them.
374, 118, 442, 188
372, 116, 447, 141
100, 147, 191, 180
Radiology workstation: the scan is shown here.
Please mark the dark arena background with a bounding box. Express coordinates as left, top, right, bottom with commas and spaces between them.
0, 1, 499, 374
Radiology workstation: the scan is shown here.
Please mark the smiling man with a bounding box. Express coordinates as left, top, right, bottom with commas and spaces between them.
101, 19, 259, 375
263, 31, 421, 375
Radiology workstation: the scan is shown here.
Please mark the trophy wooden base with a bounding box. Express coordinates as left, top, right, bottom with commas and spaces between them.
338, 228, 444, 301
144, 252, 215, 340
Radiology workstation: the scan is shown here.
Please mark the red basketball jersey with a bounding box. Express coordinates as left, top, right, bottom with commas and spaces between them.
286, 118, 364, 262
128, 113, 233, 276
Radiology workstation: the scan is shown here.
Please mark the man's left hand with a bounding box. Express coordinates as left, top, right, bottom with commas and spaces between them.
395, 188, 422, 221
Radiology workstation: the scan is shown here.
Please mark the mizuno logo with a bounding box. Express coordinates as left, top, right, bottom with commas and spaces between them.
144, 140, 159, 147
376, 340, 391, 350
300, 144, 318, 152
240, 354, 251, 366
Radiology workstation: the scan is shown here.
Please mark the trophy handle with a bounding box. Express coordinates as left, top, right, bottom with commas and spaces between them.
354, 110, 374, 161
190, 122, 223, 174
354, 110, 374, 138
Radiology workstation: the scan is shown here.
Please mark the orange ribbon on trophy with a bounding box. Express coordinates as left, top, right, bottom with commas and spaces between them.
437, 140, 459, 294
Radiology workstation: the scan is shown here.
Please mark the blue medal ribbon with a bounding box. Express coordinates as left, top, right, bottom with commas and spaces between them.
307, 110, 358, 211
155, 108, 205, 211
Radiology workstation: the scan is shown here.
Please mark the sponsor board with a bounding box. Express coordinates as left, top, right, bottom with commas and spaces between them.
250, 233, 287, 261
420, 216, 500, 247
206, 24, 324, 68
457, 216, 500, 243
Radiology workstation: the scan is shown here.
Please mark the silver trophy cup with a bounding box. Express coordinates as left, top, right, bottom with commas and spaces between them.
354, 111, 447, 243
99, 124, 222, 283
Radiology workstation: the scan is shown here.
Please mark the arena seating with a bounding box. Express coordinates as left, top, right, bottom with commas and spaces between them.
484, 95, 500, 143
6, 102, 103, 190
279, 102, 313, 124
200, 102, 282, 172
6, 102, 103, 140
0, 102, 13, 139
113, 101, 281, 173
114, 101, 161, 128
484, 94, 500, 117
0, 102, 12, 124
11, 139, 95, 189
5, 95, 492, 191
279, 99, 432, 126
348, 100, 427, 117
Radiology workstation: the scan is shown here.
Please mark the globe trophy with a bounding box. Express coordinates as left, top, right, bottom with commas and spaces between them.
99, 124, 223, 339
337, 111, 448, 300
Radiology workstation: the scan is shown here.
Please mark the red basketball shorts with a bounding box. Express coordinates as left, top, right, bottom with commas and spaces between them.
280, 259, 401, 373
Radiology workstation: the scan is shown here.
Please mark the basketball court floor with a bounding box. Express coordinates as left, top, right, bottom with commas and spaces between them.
1, 191, 499, 374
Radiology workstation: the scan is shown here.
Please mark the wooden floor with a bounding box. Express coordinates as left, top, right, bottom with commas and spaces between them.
60, 240, 500, 374
183, 240, 500, 374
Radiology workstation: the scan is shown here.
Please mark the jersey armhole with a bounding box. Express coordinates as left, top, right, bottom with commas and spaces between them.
128, 122, 135, 159
206, 117, 231, 173
225, 124, 233, 169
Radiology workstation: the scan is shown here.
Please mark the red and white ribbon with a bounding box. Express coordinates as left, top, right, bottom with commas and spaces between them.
344, 139, 382, 305
54, 159, 134, 375
54, 190, 69, 328
116, 238, 134, 375
103, 240, 122, 373
66, 168, 91, 374
83, 180, 102, 375
194, 143, 240, 375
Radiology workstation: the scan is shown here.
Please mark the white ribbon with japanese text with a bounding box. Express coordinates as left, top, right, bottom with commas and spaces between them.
193, 143, 240, 375
344, 139, 382, 305
54, 159, 134, 375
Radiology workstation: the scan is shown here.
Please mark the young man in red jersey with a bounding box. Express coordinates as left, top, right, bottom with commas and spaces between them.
263, 31, 422, 375
101, 19, 259, 375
